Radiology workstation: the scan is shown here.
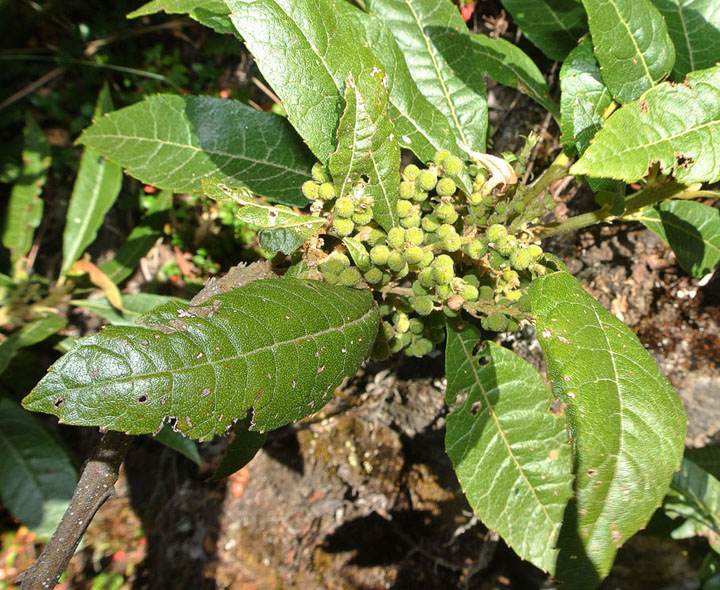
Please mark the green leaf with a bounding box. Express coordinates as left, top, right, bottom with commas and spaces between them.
329, 72, 400, 231
445, 323, 573, 573
151, 424, 202, 465
71, 293, 184, 327
209, 417, 266, 481
2, 114, 50, 276
77, 95, 313, 206
571, 66, 720, 183
346, 8, 469, 182
636, 200, 720, 277
128, 0, 236, 35
342, 237, 372, 272
204, 181, 325, 254
61, 85, 123, 275
581, 0, 675, 103
466, 34, 559, 121
500, 0, 588, 61
366, 0, 488, 151
226, 0, 383, 164
0, 313, 68, 375
686, 446, 720, 481
99, 190, 172, 284
665, 458, 720, 551
560, 37, 614, 155
23, 279, 379, 440
530, 272, 686, 585
651, 0, 720, 79
0, 398, 77, 541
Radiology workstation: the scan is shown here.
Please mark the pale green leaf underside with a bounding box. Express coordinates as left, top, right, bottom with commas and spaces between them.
78, 94, 314, 206
500, 0, 588, 61
530, 272, 686, 583
23, 279, 378, 440
582, 0, 675, 104
445, 325, 573, 574
152, 424, 203, 464
62, 85, 123, 275
685, 447, 720, 481
367, 0, 488, 152
226, 0, 383, 164
572, 66, 720, 183
329, 72, 401, 231
636, 199, 720, 277
0, 398, 77, 541
652, 0, 720, 79
2, 115, 50, 273
128, 0, 236, 35
560, 37, 614, 155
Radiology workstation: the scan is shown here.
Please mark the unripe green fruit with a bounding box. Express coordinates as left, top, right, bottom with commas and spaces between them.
403, 164, 420, 181
417, 169, 438, 191
338, 267, 361, 286
394, 312, 410, 333
412, 280, 429, 296
464, 239, 487, 260
462, 274, 480, 288
443, 306, 459, 318
436, 178, 457, 197
409, 318, 425, 335
370, 244, 391, 266
397, 199, 414, 218
505, 289, 522, 302
436, 224, 456, 239
486, 224, 507, 242
412, 189, 429, 203
364, 267, 384, 284
405, 245, 425, 265
332, 217, 355, 236
312, 163, 331, 184
418, 268, 435, 288
411, 337, 434, 357
460, 283, 479, 302
302, 180, 320, 200
388, 336, 404, 354
321, 259, 345, 275
328, 251, 350, 266
436, 202, 458, 223
435, 284, 452, 299
443, 155, 463, 176
405, 227, 424, 246
322, 271, 339, 284
394, 263, 410, 278
367, 228, 387, 246
352, 209, 373, 226
529, 263, 547, 276
502, 269, 520, 286
371, 340, 390, 361
484, 312, 509, 332
381, 321, 395, 341
413, 295, 434, 316
419, 250, 434, 269
527, 244, 543, 260
510, 247, 533, 270
318, 182, 336, 201
399, 180, 415, 200
495, 234, 518, 257
433, 149, 451, 166
434, 254, 454, 269
442, 233, 462, 252
469, 191, 484, 205
432, 264, 454, 285
387, 227, 406, 249
479, 285, 494, 300
422, 214, 441, 233
400, 214, 421, 229
334, 196, 355, 218
517, 295, 531, 313
387, 251, 406, 272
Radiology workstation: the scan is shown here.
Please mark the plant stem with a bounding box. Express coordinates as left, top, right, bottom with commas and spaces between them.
17, 431, 133, 590
520, 150, 572, 209
534, 181, 690, 238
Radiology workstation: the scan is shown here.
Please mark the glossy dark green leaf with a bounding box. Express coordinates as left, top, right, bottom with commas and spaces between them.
78, 95, 313, 205
71, 293, 184, 327
530, 272, 686, 585
61, 85, 123, 275
24, 279, 379, 440
99, 189, 172, 284
128, 0, 236, 35
151, 424, 202, 465
329, 72, 400, 231
366, 0, 488, 151
466, 34, 559, 120
636, 199, 720, 277
209, 417, 266, 481
572, 66, 720, 183
581, 0, 675, 103
651, 0, 720, 79
227, 0, 383, 163
0, 398, 77, 540
445, 322, 573, 573
0, 313, 68, 375
664, 458, 720, 552
500, 0, 588, 61
686, 446, 720, 481
2, 115, 50, 276
560, 37, 614, 155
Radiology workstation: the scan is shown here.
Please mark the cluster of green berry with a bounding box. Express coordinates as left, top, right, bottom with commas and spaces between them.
299, 148, 555, 359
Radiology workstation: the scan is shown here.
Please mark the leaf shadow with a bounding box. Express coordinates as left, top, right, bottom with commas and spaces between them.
657, 207, 712, 277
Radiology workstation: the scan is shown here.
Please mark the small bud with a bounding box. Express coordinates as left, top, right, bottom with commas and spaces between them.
436, 177, 457, 197
486, 224, 507, 243
399, 180, 415, 200
302, 180, 320, 200
405, 227, 424, 246
442, 155, 463, 176
334, 196, 355, 218
435, 202, 459, 223
312, 163, 331, 184
413, 295, 434, 316
332, 217, 355, 236
370, 244, 391, 266
364, 267, 384, 284
417, 169, 438, 191
387, 251, 407, 272
495, 234, 518, 257
387, 227, 406, 249
433, 149, 451, 166
405, 245, 425, 265
402, 164, 420, 181
338, 267, 361, 286
318, 182, 336, 201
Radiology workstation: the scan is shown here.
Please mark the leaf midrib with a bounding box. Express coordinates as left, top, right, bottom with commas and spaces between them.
636, 212, 720, 255
605, 0, 654, 87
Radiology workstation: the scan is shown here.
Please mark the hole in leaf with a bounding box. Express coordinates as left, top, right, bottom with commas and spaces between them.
638, 99, 649, 114
587, 468, 597, 477
470, 400, 482, 416
138, 395, 148, 404
54, 396, 64, 408
549, 398, 568, 417
675, 153, 695, 169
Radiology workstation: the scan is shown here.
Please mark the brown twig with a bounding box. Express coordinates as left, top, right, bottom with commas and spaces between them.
0, 67, 65, 112
17, 431, 133, 590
